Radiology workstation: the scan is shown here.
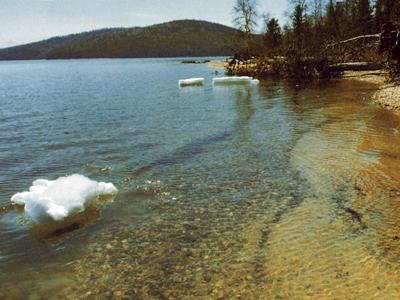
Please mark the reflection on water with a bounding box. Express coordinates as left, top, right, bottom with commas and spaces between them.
1, 59, 400, 299
72, 81, 400, 299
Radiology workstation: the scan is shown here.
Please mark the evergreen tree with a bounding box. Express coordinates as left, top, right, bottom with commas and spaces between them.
345, 0, 360, 36
335, 1, 351, 38
375, 0, 386, 31
310, 0, 324, 50
391, 0, 400, 24
375, 0, 397, 31
264, 18, 282, 55
292, 3, 307, 52
357, 0, 373, 34
326, 0, 338, 39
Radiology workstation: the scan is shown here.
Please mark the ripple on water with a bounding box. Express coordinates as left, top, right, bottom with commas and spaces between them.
2, 62, 400, 299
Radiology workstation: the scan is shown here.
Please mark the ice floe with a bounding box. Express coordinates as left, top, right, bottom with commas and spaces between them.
178, 78, 204, 87
11, 174, 118, 222
212, 76, 257, 85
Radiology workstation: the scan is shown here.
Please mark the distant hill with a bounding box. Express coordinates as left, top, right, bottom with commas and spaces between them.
0, 20, 241, 60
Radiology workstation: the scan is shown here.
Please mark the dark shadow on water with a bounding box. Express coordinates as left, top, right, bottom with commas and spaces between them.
132, 130, 232, 176
233, 86, 256, 128
0, 195, 116, 242
30, 205, 102, 240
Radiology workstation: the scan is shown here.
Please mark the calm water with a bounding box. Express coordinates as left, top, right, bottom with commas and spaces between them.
1, 58, 400, 299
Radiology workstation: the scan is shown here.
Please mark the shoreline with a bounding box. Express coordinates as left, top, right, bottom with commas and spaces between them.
333, 70, 400, 110
209, 59, 400, 111
206, 60, 228, 68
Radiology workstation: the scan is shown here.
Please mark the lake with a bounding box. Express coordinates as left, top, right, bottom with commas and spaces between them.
1, 58, 400, 299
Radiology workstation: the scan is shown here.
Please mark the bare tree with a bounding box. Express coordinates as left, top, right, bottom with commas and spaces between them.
232, 0, 259, 35
232, 0, 259, 56
311, 0, 323, 25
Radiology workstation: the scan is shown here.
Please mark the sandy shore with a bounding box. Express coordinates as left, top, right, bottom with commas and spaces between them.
207, 63, 400, 110
343, 70, 400, 110
207, 60, 228, 68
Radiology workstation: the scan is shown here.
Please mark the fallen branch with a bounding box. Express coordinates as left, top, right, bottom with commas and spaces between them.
326, 34, 380, 48
329, 62, 382, 72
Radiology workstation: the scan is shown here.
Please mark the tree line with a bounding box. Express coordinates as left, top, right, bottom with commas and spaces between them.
232, 0, 400, 61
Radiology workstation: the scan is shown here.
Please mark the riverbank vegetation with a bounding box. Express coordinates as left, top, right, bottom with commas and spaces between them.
229, 0, 400, 80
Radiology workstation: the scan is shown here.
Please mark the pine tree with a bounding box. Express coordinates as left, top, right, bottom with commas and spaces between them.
375, 0, 397, 30
391, 0, 400, 24
292, 3, 307, 52
326, 0, 337, 39
357, 0, 373, 34
310, 0, 324, 52
264, 18, 282, 55
344, 0, 360, 36
375, 0, 386, 31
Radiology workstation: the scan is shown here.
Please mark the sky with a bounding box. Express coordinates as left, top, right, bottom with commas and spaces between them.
0, 0, 288, 48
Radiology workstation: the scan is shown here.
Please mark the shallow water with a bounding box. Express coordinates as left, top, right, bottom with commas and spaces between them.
1, 58, 400, 299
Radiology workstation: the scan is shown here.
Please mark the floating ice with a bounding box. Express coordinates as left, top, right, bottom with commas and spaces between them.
251, 79, 260, 85
11, 174, 118, 223
212, 76, 254, 85
178, 78, 204, 87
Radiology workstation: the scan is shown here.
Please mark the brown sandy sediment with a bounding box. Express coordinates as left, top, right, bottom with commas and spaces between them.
342, 70, 400, 110
208, 63, 400, 110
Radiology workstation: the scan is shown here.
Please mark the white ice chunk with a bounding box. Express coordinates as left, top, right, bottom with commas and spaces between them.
212, 76, 254, 85
178, 78, 204, 87
251, 79, 260, 85
11, 174, 118, 222
11, 191, 32, 205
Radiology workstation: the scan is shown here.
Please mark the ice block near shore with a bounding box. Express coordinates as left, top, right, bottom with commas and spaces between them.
178, 78, 204, 87
11, 174, 118, 223
212, 76, 259, 85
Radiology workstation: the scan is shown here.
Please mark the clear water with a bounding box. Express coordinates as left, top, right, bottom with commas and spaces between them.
1, 58, 400, 299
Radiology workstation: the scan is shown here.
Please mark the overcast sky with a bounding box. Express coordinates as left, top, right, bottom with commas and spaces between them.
0, 0, 288, 48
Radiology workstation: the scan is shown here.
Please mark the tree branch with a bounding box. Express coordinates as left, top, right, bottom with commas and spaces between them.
326, 34, 380, 48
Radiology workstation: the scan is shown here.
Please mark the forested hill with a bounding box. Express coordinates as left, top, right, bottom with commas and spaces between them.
0, 20, 240, 60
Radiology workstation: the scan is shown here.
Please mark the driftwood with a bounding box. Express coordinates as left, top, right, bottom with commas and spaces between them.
326, 34, 381, 49
328, 62, 382, 72
325, 33, 383, 66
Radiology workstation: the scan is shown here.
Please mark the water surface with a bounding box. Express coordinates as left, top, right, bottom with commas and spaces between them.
1, 58, 400, 299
